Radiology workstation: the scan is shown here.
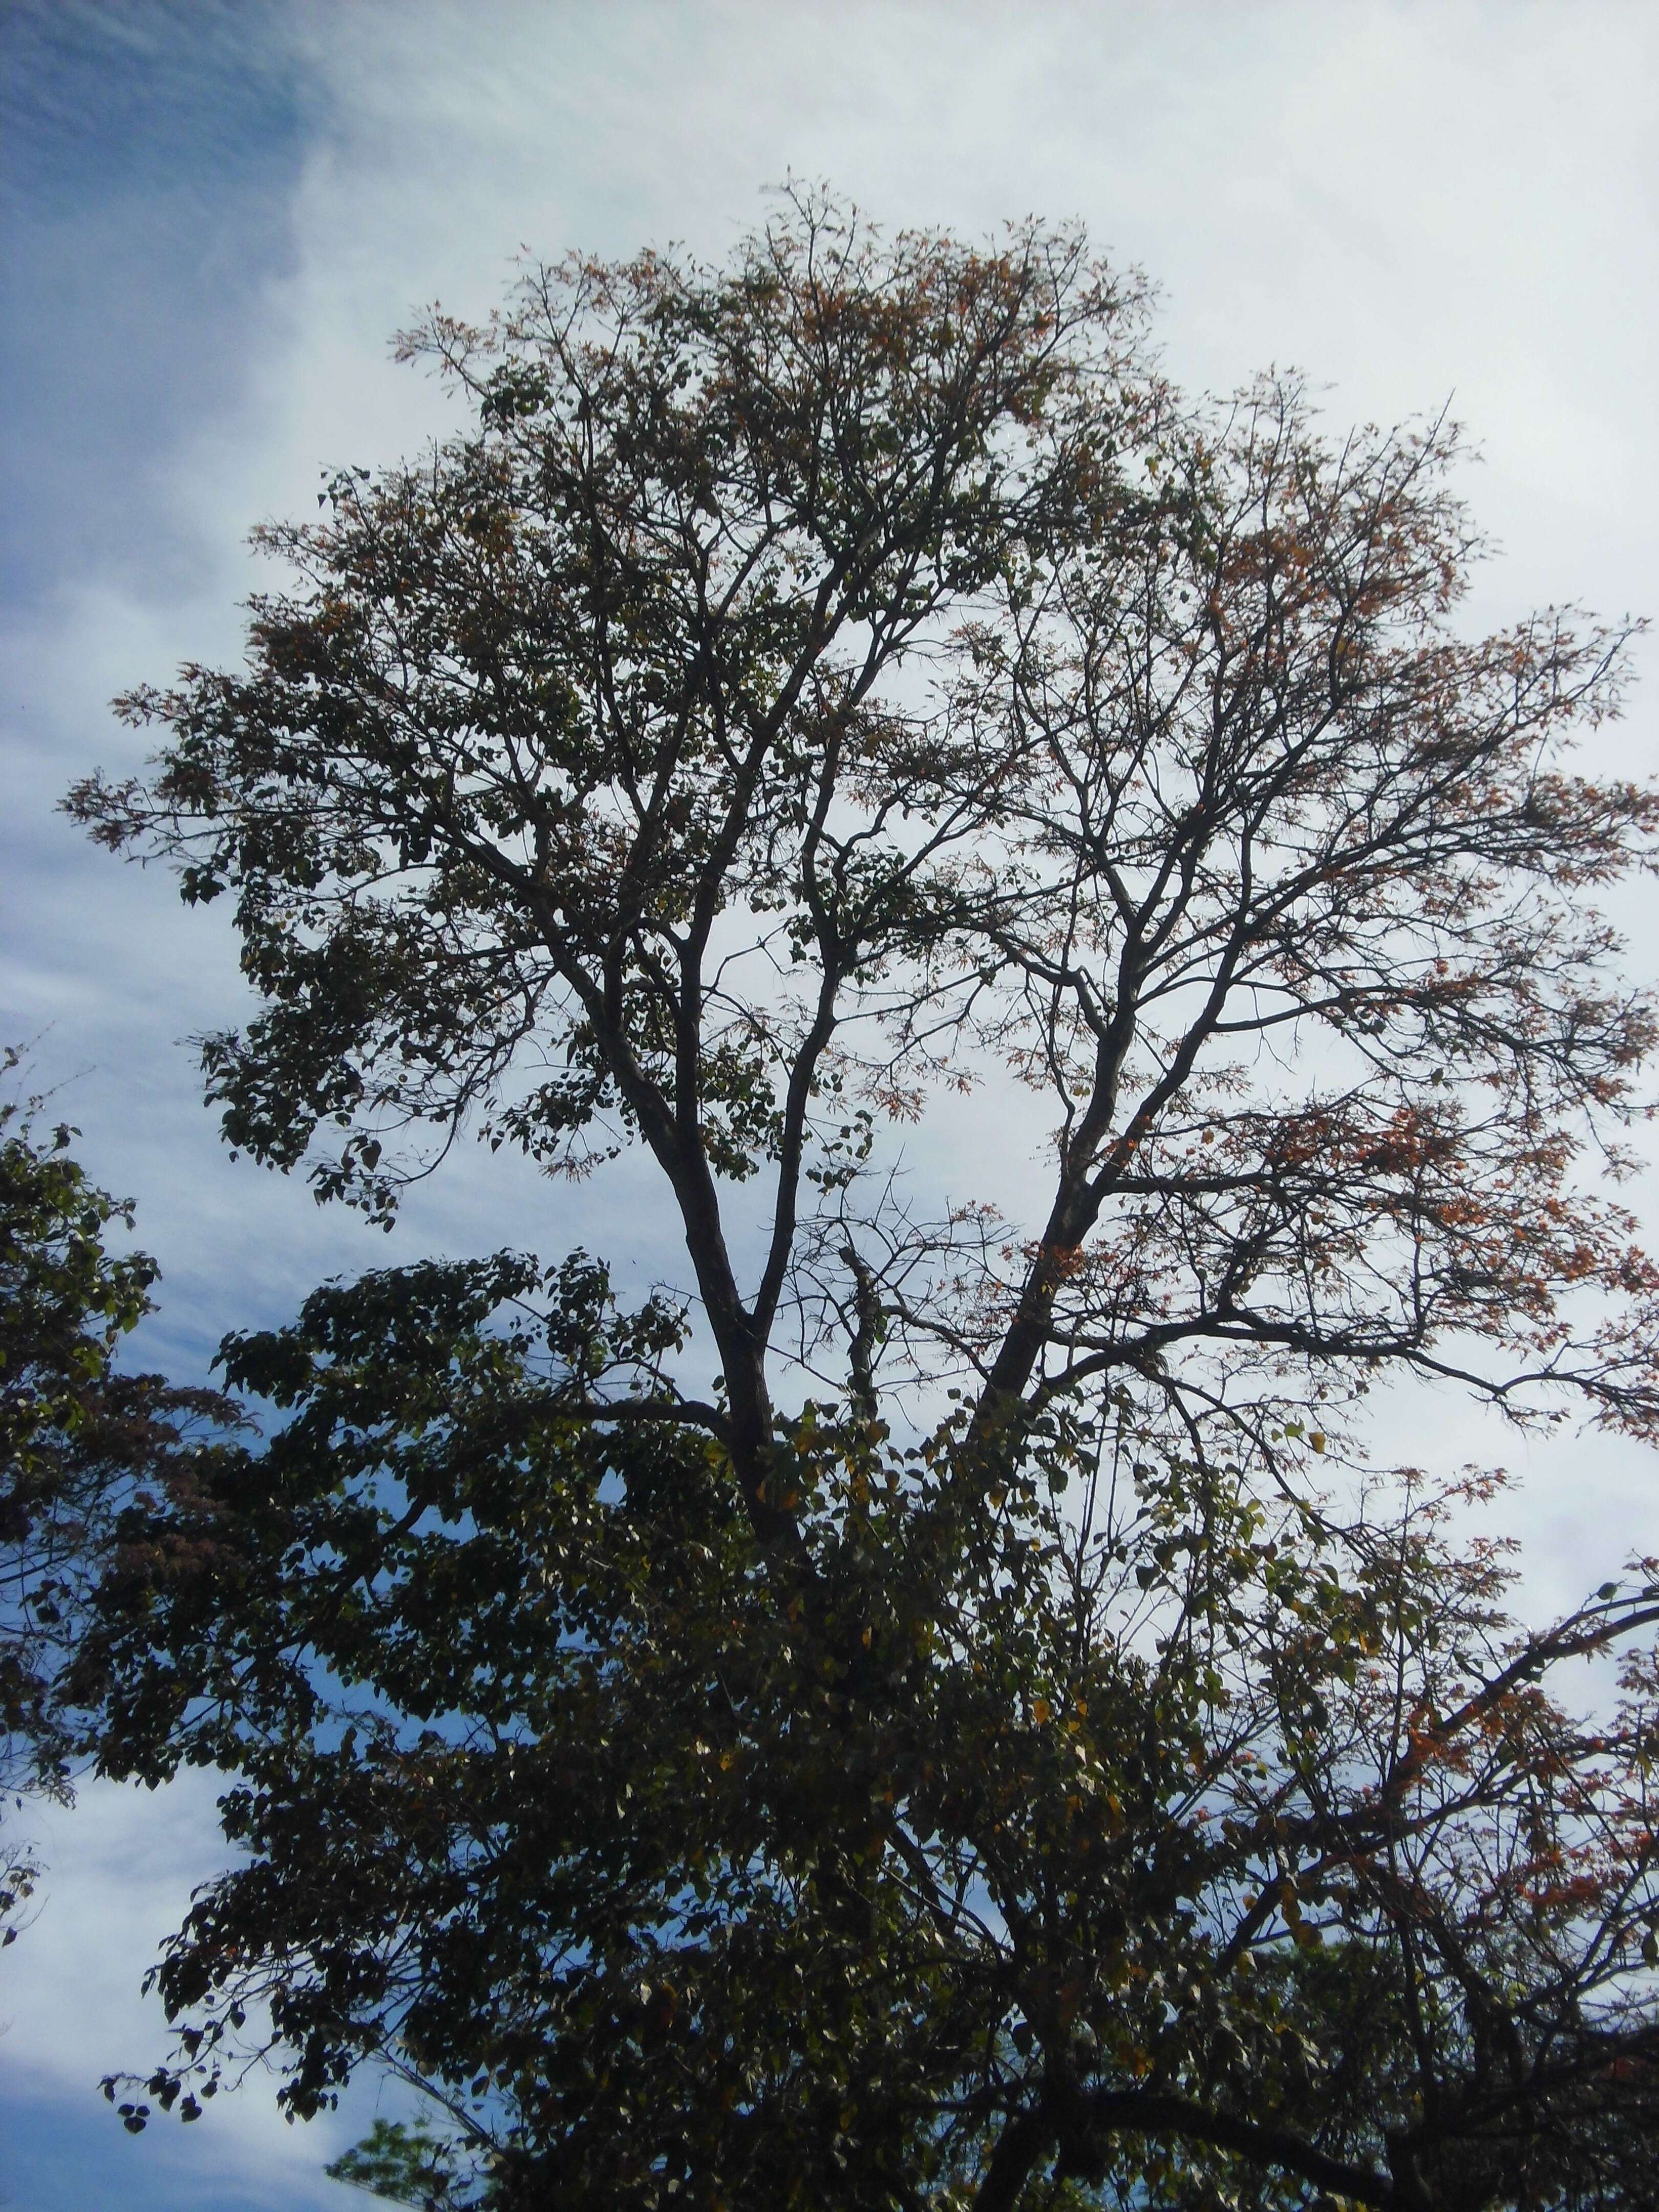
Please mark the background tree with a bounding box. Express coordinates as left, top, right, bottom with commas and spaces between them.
71, 196, 1659, 2208
326, 2115, 470, 2206
0, 1049, 231, 1943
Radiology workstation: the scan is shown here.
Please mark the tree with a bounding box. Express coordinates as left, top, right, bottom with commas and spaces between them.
0, 1050, 230, 1942
327, 2115, 471, 2206
70, 195, 1659, 2208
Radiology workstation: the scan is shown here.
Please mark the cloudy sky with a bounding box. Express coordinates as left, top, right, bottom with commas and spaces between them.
2, 2, 1656, 2204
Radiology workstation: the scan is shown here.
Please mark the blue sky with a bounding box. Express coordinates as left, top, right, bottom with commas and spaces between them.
2, 2, 1657, 2205
2, 1, 311, 614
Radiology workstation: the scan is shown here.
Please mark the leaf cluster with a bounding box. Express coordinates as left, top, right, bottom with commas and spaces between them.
86, 1258, 1659, 2209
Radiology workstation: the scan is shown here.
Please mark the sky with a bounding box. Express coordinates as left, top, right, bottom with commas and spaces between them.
1, 2, 1657, 2204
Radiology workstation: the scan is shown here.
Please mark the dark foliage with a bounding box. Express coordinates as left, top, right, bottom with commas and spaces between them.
0, 1051, 234, 1938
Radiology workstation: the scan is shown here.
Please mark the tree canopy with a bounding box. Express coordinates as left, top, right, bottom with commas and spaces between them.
67, 194, 1659, 2210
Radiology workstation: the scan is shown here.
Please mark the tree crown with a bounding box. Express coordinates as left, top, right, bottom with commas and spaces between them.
69, 196, 1659, 2210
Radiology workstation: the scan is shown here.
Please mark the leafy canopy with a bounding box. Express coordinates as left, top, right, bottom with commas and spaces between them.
71, 193, 1659, 2210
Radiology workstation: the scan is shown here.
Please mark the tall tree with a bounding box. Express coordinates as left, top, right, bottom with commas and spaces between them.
72, 196, 1659, 2208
